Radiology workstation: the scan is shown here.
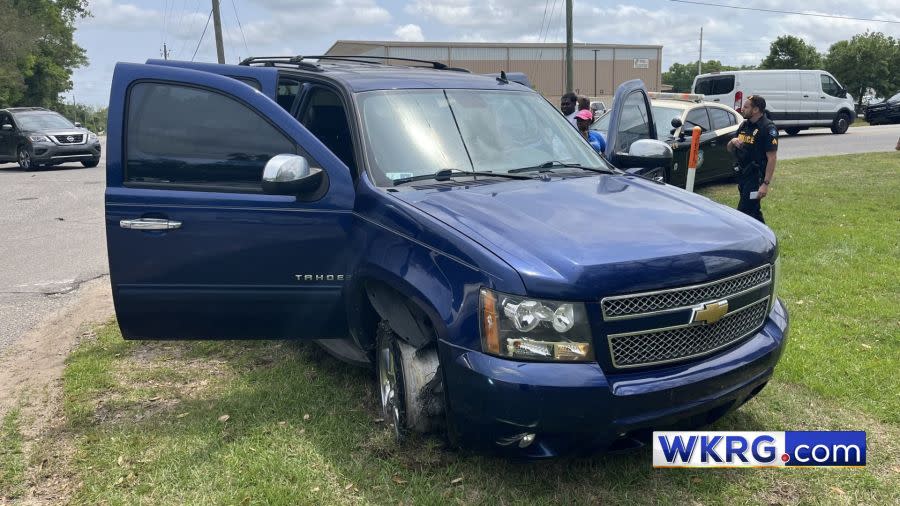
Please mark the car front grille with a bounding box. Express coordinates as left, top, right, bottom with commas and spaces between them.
601, 265, 771, 319
54, 134, 84, 144
607, 298, 769, 368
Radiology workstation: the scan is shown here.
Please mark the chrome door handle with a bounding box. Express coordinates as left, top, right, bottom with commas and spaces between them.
119, 218, 182, 230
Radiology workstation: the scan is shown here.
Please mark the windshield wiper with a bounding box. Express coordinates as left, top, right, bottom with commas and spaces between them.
508, 160, 617, 174
392, 168, 534, 186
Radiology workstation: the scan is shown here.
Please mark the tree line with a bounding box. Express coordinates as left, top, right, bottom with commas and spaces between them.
663, 32, 900, 105
0, 0, 101, 125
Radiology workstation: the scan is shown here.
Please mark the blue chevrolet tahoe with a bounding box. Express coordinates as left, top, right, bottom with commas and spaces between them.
105, 56, 788, 456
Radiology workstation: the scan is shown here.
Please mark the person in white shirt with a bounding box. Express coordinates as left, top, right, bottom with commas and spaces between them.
560, 92, 577, 126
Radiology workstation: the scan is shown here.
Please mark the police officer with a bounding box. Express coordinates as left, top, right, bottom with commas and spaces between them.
727, 95, 778, 223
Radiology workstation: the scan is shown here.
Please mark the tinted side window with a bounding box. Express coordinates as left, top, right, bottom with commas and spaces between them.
277, 78, 301, 112
685, 108, 711, 132
615, 91, 652, 153
694, 77, 713, 95
712, 76, 735, 95
300, 87, 356, 172
821, 74, 841, 97
708, 107, 735, 130
126, 82, 295, 189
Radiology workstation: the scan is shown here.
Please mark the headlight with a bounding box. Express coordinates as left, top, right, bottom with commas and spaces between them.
480, 288, 594, 362
88, 132, 99, 142
28, 135, 50, 143
769, 255, 781, 311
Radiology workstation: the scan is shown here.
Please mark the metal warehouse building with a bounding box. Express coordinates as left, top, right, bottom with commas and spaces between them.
325, 40, 663, 104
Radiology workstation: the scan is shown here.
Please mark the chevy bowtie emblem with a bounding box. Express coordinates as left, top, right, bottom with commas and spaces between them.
691, 300, 728, 325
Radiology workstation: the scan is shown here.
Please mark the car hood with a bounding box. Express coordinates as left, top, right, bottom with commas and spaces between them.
395, 175, 775, 299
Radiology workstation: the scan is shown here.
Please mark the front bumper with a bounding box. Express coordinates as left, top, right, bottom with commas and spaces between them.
31, 141, 101, 163
440, 298, 789, 457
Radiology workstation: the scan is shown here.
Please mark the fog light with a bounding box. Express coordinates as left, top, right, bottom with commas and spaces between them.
496, 432, 537, 448
518, 433, 536, 448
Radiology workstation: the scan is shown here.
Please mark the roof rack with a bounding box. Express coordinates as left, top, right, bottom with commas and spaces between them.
239, 55, 470, 72
239, 56, 323, 72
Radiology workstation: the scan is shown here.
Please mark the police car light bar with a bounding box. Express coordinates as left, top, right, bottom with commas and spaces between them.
648, 92, 705, 103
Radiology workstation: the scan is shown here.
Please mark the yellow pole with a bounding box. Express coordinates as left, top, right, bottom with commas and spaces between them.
685, 126, 702, 192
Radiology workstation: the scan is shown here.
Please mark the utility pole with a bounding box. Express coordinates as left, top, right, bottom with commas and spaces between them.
211, 0, 225, 64
161, 43, 171, 60
698, 27, 703, 75
565, 0, 573, 93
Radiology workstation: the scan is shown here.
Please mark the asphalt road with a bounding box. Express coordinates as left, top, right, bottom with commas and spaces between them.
0, 126, 897, 351
777, 123, 900, 160
0, 146, 107, 350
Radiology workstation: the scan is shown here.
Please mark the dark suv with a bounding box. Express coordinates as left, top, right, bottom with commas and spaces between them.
0, 107, 102, 169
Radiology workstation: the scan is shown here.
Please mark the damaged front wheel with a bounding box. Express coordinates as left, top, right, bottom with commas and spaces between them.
375, 322, 444, 441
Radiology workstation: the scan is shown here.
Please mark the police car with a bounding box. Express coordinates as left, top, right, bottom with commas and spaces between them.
592, 92, 743, 188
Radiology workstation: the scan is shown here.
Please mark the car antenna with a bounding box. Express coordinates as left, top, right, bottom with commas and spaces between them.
496, 70, 509, 85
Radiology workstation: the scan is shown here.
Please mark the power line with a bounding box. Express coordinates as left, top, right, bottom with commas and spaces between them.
536, 0, 551, 44
231, 0, 249, 57
668, 0, 900, 24
178, 0, 204, 58
192, 9, 213, 61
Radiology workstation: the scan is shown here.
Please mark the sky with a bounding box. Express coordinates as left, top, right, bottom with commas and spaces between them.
70, 0, 900, 107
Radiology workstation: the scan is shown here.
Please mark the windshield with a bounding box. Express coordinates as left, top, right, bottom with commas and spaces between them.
356, 89, 608, 186
651, 106, 682, 138
14, 112, 75, 131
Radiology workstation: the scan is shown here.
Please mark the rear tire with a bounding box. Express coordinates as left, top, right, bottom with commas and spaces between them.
784, 128, 801, 136
375, 321, 443, 441
831, 112, 850, 134
82, 158, 100, 168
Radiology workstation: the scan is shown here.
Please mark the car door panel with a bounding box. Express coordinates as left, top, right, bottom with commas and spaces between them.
106, 62, 355, 340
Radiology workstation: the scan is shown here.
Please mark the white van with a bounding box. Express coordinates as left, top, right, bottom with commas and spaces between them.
691, 70, 855, 135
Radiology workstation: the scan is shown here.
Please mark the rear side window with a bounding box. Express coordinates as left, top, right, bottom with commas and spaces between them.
125, 82, 295, 189
684, 107, 711, 132
277, 78, 301, 112
712, 76, 735, 95
708, 107, 736, 130
695, 76, 735, 95
694, 77, 713, 95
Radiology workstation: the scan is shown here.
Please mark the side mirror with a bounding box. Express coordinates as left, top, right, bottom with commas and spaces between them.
1, 124, 12, 131
670, 117, 683, 128
74, 122, 83, 128
628, 139, 674, 160
261, 154, 325, 196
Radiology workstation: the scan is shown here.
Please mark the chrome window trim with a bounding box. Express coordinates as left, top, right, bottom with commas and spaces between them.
601, 264, 771, 320
606, 296, 769, 369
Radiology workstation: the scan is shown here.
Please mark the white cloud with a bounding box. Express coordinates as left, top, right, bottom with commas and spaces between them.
79, 0, 162, 30
394, 24, 425, 42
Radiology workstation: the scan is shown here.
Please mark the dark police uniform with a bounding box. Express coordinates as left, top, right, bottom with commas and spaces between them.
733, 115, 778, 223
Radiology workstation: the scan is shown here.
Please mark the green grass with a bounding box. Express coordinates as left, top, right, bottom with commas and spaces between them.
55, 152, 899, 505
0, 409, 26, 500
698, 152, 900, 425
850, 119, 870, 127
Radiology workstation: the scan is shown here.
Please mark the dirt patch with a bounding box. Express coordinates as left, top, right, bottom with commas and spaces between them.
0, 277, 113, 504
